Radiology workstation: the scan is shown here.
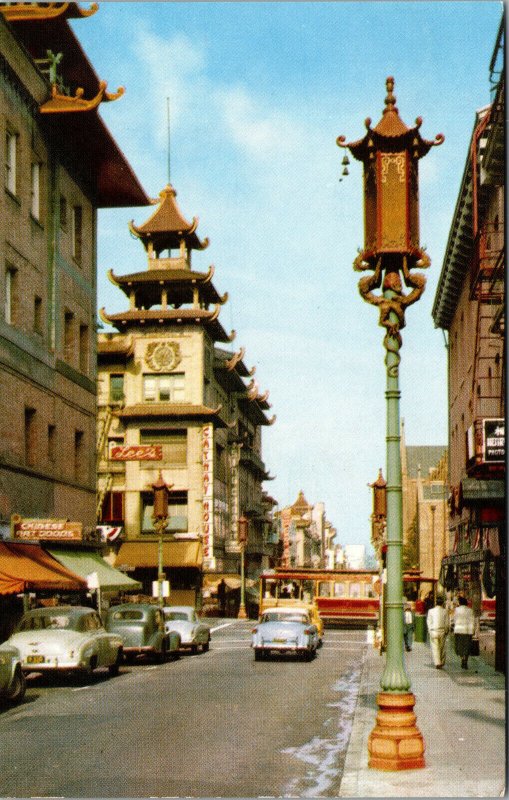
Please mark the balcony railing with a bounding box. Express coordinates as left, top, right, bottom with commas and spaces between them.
470, 221, 505, 301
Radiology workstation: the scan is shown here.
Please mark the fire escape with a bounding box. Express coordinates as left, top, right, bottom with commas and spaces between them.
467, 63, 505, 478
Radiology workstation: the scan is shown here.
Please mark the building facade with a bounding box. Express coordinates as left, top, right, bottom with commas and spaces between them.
97, 184, 277, 611
0, 4, 147, 536
432, 19, 505, 670
277, 491, 336, 568
400, 421, 448, 589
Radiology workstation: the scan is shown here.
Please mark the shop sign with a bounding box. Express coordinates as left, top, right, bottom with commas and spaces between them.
202, 424, 215, 568
110, 445, 163, 461
97, 525, 124, 543
12, 517, 83, 541
483, 419, 505, 463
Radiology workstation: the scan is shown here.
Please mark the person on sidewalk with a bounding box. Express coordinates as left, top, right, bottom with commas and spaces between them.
453, 595, 475, 669
403, 602, 414, 651
427, 595, 449, 668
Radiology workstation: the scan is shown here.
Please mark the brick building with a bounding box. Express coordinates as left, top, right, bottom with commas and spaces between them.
432, 18, 505, 670
0, 4, 147, 535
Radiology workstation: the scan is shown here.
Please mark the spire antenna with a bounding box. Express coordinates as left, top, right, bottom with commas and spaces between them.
166, 96, 171, 184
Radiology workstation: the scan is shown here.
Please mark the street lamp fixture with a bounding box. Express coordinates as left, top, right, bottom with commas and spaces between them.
337, 77, 443, 771
237, 515, 248, 619
152, 471, 172, 608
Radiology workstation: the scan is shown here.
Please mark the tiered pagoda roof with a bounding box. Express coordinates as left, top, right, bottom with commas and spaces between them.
100, 183, 234, 342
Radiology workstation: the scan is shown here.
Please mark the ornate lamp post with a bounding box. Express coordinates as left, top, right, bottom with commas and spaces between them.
237, 515, 249, 619
337, 77, 443, 771
152, 472, 172, 608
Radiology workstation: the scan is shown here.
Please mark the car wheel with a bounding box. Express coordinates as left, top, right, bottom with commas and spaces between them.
156, 641, 167, 663
108, 650, 122, 677
254, 649, 264, 661
201, 638, 210, 653
6, 666, 26, 704
82, 655, 97, 681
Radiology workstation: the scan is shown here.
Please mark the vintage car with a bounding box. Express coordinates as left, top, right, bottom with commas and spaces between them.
105, 603, 180, 663
251, 607, 319, 661
6, 606, 123, 678
163, 606, 211, 653
0, 643, 26, 704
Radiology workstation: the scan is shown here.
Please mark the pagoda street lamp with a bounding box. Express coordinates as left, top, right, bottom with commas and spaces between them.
337, 77, 443, 771
152, 472, 172, 608
237, 516, 249, 620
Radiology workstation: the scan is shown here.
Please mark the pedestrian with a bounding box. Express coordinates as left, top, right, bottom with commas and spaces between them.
426, 595, 449, 668
403, 602, 414, 651
453, 596, 475, 669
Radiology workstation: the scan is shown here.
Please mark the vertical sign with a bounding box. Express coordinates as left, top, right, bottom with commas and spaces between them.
202, 424, 215, 569
280, 507, 292, 568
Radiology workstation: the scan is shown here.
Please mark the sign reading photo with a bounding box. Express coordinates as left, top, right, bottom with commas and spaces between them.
483, 419, 505, 463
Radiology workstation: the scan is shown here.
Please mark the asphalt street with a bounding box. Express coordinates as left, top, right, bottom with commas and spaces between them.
0, 620, 369, 798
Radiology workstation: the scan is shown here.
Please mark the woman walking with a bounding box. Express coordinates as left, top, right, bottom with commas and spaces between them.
454, 596, 475, 669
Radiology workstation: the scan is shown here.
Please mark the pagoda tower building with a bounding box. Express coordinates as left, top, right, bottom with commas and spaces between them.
97, 185, 276, 612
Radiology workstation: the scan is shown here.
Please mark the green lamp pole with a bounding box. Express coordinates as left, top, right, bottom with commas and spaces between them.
152, 472, 171, 608
337, 77, 443, 770
237, 516, 248, 619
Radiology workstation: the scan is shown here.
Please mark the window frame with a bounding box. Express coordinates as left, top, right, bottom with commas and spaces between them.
5, 130, 17, 195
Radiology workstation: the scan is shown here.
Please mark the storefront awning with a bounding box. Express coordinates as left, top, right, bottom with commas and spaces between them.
0, 542, 87, 595
441, 549, 491, 567
202, 574, 241, 590
461, 479, 505, 502
47, 549, 141, 593
115, 540, 203, 570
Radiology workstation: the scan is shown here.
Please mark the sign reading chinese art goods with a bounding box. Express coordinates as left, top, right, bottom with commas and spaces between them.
483, 419, 505, 463
202, 424, 215, 568
110, 445, 163, 461
12, 518, 83, 541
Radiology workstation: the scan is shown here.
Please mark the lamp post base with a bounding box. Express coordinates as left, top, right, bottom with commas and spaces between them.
237, 603, 247, 619
368, 692, 425, 771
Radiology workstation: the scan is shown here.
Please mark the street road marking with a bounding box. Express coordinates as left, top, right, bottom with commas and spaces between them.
72, 685, 91, 691
210, 621, 237, 633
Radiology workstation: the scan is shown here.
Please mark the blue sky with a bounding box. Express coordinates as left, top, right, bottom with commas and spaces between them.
73, 2, 502, 554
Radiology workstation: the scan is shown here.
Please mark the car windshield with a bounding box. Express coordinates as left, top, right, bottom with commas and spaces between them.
261, 612, 309, 624
110, 609, 144, 621
18, 613, 74, 631
164, 612, 189, 621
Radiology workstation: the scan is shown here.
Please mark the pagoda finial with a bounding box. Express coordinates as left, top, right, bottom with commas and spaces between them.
383, 76, 397, 115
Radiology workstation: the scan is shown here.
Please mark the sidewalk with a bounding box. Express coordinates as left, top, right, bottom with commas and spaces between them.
339, 636, 506, 797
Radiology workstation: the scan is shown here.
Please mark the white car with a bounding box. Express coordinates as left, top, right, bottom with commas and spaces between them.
252, 607, 319, 661
0, 643, 26, 704
7, 606, 124, 679
163, 606, 211, 654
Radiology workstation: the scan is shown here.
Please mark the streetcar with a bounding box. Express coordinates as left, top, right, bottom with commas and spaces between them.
259, 568, 380, 627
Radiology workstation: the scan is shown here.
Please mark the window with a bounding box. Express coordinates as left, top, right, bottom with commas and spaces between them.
72, 206, 82, 262
64, 310, 74, 362
5, 267, 17, 324
59, 195, 67, 230
79, 324, 89, 373
100, 491, 124, 523
47, 424, 56, 464
5, 131, 17, 194
24, 407, 36, 467
34, 296, 43, 335
109, 374, 125, 403
31, 162, 41, 219
143, 373, 185, 403
139, 429, 187, 464
74, 430, 84, 481
141, 490, 188, 533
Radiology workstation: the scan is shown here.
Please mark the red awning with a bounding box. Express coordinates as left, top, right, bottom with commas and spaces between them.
0, 542, 87, 594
